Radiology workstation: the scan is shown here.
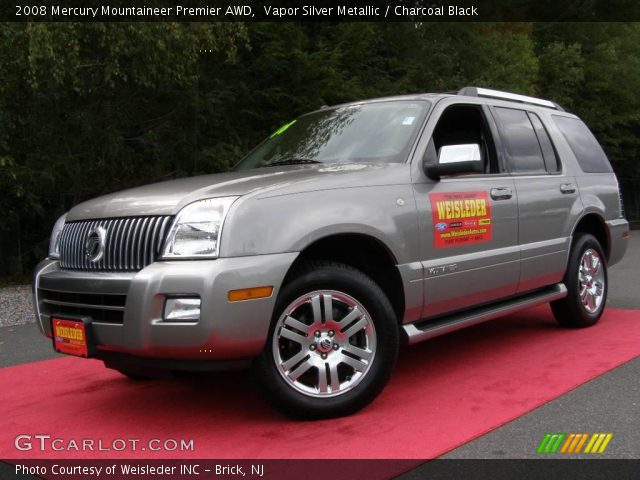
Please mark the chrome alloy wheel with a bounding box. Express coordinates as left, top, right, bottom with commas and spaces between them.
578, 248, 605, 314
272, 290, 377, 398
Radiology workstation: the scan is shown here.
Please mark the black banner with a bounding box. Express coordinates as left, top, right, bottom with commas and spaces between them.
2, 0, 640, 22
3, 459, 640, 480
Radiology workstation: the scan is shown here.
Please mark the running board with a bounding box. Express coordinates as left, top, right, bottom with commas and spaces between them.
403, 283, 567, 345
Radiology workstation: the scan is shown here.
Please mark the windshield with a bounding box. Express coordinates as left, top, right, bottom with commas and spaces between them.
233, 100, 429, 171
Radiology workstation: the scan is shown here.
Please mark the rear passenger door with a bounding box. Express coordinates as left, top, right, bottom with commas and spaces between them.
491, 106, 579, 293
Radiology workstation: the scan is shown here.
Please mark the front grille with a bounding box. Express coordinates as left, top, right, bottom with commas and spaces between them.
59, 216, 173, 271
39, 288, 126, 324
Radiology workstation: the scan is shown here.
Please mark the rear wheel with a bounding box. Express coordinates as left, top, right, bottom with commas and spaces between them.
256, 261, 399, 419
551, 233, 608, 328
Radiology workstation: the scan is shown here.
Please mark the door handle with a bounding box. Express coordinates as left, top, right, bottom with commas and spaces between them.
560, 183, 576, 194
490, 187, 512, 200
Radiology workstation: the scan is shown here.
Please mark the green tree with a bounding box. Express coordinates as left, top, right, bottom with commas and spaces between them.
0, 22, 246, 278
1, 21, 639, 280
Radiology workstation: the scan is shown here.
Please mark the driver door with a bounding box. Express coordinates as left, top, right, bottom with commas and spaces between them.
412, 102, 520, 319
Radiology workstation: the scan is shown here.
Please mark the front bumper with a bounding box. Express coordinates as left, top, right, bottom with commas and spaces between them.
33, 253, 298, 361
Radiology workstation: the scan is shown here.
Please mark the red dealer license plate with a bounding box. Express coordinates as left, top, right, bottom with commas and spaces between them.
51, 318, 91, 357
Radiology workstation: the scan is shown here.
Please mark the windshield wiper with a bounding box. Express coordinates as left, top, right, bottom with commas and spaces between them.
264, 158, 322, 167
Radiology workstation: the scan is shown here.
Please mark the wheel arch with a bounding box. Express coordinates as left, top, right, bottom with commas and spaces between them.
284, 233, 406, 324
571, 213, 610, 261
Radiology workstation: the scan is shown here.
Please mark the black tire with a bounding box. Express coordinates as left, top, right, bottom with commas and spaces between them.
551, 233, 608, 328
255, 261, 399, 420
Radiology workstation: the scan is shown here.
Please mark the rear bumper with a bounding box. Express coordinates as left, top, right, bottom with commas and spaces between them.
606, 218, 629, 266
33, 253, 298, 361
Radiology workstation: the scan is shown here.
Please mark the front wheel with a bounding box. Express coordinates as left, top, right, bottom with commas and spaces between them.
256, 261, 399, 419
551, 233, 608, 328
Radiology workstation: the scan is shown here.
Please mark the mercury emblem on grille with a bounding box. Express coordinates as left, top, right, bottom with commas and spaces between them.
85, 226, 107, 262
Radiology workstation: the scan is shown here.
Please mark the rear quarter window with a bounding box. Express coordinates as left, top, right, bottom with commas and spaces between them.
552, 116, 613, 173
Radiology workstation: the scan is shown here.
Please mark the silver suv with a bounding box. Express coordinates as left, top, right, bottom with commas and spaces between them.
34, 87, 629, 419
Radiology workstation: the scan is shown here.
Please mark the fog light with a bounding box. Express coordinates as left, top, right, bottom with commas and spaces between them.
164, 297, 201, 322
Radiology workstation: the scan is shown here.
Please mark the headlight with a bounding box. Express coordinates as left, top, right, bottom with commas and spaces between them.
161, 197, 238, 259
48, 213, 68, 259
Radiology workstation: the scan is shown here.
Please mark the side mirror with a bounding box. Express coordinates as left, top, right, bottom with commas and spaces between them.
424, 143, 484, 180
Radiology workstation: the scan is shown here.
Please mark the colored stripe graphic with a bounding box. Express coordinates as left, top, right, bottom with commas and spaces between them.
539, 433, 613, 454
560, 433, 575, 453
574, 433, 589, 453
598, 434, 613, 453
549, 433, 565, 453
537, 434, 552, 453
585, 433, 613, 453
537, 433, 565, 453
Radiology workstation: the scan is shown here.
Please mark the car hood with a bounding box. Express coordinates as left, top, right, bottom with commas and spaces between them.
66, 163, 408, 221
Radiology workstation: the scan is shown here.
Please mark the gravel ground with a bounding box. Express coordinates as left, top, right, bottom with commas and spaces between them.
0, 285, 35, 326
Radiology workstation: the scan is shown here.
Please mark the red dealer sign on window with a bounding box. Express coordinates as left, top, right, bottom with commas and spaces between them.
429, 191, 492, 248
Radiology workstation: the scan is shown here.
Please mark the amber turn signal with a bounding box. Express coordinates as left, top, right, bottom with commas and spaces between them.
228, 286, 273, 302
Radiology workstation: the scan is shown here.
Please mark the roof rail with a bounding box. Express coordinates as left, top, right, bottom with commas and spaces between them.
458, 87, 564, 111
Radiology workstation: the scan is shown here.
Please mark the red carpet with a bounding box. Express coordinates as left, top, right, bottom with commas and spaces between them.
2, 305, 639, 462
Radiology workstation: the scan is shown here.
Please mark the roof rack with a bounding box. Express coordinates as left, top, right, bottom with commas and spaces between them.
458, 87, 564, 111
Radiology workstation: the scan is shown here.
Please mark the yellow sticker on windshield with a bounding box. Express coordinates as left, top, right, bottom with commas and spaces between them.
270, 119, 297, 138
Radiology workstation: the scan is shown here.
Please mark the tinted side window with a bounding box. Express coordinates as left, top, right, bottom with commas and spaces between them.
553, 116, 612, 173
494, 107, 546, 173
528, 113, 559, 173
